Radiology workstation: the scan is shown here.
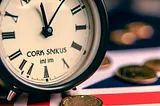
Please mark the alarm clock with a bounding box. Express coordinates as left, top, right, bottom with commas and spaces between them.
0, 0, 108, 101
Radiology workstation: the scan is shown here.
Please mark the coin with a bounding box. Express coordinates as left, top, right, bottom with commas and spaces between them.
137, 25, 154, 39
99, 56, 111, 69
144, 59, 160, 72
126, 22, 154, 39
116, 65, 158, 84
110, 30, 136, 45
121, 32, 137, 45
60, 95, 103, 106
110, 30, 124, 44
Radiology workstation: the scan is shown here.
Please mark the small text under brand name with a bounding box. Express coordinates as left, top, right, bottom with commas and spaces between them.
27, 47, 67, 57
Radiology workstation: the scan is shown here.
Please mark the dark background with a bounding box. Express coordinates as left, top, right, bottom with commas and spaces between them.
1, 0, 160, 51
104, 0, 160, 51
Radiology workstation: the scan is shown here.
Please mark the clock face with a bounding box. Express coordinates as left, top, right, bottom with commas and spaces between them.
0, 0, 101, 88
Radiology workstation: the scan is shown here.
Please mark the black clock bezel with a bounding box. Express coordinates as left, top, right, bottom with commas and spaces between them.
0, 0, 109, 94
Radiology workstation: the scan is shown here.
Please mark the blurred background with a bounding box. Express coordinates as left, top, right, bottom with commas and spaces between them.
79, 0, 160, 89
103, 0, 160, 51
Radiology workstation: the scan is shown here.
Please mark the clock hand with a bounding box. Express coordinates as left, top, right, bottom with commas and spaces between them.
40, 2, 53, 38
40, 2, 48, 28
48, 0, 65, 27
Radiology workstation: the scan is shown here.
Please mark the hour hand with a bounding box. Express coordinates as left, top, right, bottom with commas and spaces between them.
40, 2, 53, 38
40, 2, 48, 28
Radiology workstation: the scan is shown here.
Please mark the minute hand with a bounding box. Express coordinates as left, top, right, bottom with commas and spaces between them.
48, 0, 65, 27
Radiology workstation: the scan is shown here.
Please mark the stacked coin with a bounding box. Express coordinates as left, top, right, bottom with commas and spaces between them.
110, 22, 154, 45
60, 95, 103, 106
116, 65, 158, 84
110, 30, 137, 45
126, 22, 154, 39
99, 56, 111, 69
144, 59, 160, 72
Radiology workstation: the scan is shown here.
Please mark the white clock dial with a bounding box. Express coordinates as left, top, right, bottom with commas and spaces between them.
0, 0, 101, 87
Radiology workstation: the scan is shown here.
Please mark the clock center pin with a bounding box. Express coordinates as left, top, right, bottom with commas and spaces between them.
42, 27, 53, 38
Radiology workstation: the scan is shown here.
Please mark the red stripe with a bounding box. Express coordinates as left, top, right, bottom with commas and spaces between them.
93, 92, 160, 105
27, 102, 50, 106
0, 104, 13, 106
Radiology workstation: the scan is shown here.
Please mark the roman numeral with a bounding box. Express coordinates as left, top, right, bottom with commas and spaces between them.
2, 32, 15, 40
20, 0, 30, 6
62, 58, 70, 68
44, 66, 49, 82
71, 4, 85, 15
71, 41, 82, 51
27, 63, 34, 77
9, 49, 22, 61
83, 50, 87, 55
75, 24, 87, 31
5, 12, 18, 23
19, 59, 27, 70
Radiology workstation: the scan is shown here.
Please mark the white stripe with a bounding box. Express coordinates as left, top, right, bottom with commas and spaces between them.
50, 93, 62, 106
73, 85, 160, 95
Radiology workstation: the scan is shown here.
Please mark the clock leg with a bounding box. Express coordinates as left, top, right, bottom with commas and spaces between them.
60, 87, 77, 99
0, 86, 22, 103
7, 90, 22, 102
60, 91, 71, 99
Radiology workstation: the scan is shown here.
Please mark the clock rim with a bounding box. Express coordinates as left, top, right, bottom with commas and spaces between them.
0, 0, 109, 93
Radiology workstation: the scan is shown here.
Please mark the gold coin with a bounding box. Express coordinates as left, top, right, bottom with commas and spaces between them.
126, 22, 154, 39
126, 22, 144, 34
99, 56, 111, 69
61, 95, 103, 106
116, 65, 157, 84
137, 25, 154, 39
110, 30, 136, 45
144, 59, 160, 72
121, 32, 137, 45
110, 30, 124, 44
